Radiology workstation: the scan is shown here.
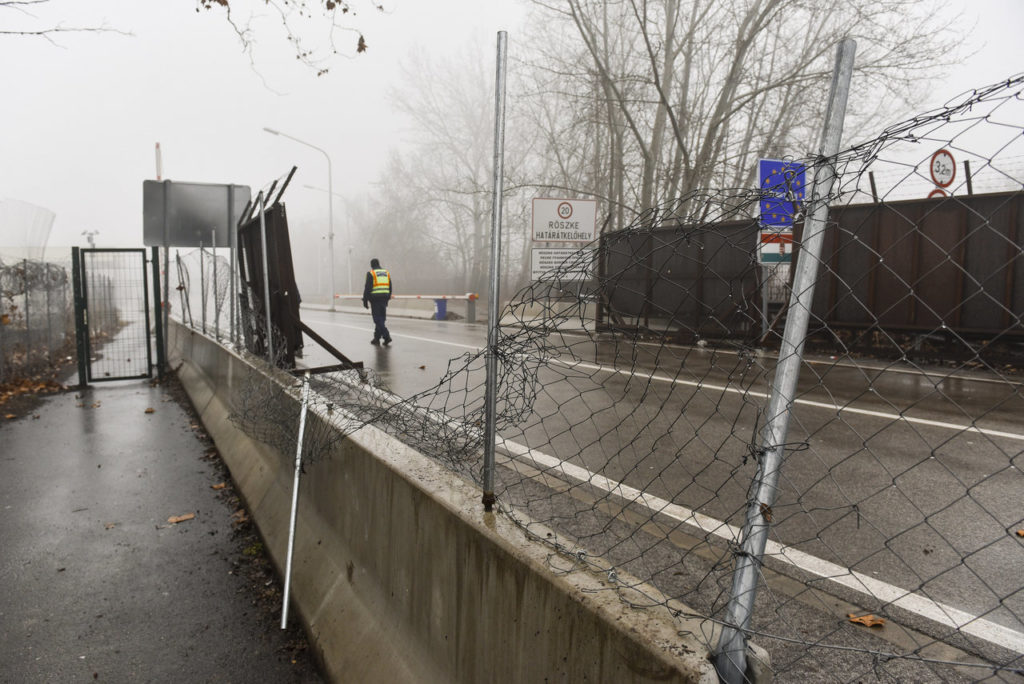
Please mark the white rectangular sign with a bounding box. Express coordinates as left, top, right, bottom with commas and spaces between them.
531, 247, 594, 281
532, 198, 597, 243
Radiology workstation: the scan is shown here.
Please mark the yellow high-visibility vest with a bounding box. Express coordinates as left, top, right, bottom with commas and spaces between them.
370, 269, 391, 295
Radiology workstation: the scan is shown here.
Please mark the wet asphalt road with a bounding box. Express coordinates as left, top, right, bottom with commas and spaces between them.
0, 378, 324, 684
297, 307, 1024, 671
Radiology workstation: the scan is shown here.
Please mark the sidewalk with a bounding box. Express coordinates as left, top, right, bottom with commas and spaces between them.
0, 375, 324, 684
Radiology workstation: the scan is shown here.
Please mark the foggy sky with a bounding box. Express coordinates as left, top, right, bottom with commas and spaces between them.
0, 0, 1020, 267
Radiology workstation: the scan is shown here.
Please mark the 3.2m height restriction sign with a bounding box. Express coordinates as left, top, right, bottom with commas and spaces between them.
532, 198, 597, 242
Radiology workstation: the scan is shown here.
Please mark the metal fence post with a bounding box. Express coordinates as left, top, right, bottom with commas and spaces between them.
200, 240, 207, 334
212, 228, 219, 341
71, 247, 89, 387
714, 38, 856, 684
258, 192, 274, 364
151, 246, 165, 379
23, 259, 30, 363
45, 269, 53, 364
281, 371, 311, 629
481, 30, 509, 512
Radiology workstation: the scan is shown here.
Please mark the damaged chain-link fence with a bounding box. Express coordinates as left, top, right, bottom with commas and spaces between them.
177, 73, 1024, 683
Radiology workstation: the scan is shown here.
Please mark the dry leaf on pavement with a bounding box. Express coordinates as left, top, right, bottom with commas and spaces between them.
167, 512, 196, 524
848, 613, 885, 628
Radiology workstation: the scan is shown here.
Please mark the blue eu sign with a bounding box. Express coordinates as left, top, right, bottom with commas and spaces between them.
759, 159, 805, 227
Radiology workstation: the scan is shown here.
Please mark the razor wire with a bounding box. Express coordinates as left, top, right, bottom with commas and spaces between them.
174, 248, 233, 340
217, 75, 1024, 682
0, 256, 74, 385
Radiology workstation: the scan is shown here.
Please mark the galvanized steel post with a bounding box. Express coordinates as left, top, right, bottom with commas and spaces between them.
200, 240, 206, 334
714, 38, 856, 684
228, 185, 237, 347
481, 30, 508, 512
212, 228, 219, 341
281, 371, 311, 629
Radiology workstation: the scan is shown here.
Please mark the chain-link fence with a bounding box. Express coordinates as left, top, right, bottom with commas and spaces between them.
0, 256, 75, 385
210, 74, 1024, 683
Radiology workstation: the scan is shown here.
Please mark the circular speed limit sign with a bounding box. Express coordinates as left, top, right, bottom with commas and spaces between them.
557, 202, 573, 219
929, 149, 956, 188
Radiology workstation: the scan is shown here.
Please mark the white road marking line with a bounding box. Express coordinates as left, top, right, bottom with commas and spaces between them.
500, 438, 1024, 655
319, 366, 1024, 655
553, 358, 1024, 443
311, 316, 1024, 441
313, 319, 480, 351
311, 315, 1023, 441
555, 330, 1024, 388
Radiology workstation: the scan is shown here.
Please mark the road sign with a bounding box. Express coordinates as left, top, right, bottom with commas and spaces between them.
758, 230, 793, 264
532, 198, 597, 243
531, 247, 594, 281
143, 180, 251, 248
759, 159, 805, 227
929, 149, 956, 188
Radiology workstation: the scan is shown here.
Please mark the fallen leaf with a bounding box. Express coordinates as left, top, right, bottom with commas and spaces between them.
1017, 530, 1024, 538
418, 365, 426, 370
167, 512, 196, 524
144, 408, 155, 414
0, 314, 9, 325
211, 482, 226, 490
759, 502, 772, 523
4, 414, 15, 420
104, 522, 116, 530
32, 415, 40, 420
848, 613, 885, 628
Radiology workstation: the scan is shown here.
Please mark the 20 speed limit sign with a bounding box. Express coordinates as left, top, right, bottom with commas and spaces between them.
930, 149, 956, 188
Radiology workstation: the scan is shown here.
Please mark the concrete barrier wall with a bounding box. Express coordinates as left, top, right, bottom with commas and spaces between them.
168, 321, 717, 684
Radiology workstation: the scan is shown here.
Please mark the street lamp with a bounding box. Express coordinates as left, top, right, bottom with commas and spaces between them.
303, 184, 353, 295
263, 126, 336, 311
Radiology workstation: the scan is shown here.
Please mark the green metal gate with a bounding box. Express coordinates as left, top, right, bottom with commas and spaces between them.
72, 247, 165, 385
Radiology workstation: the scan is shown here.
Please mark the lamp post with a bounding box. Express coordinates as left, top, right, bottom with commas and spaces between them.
263, 127, 336, 311
303, 184, 353, 295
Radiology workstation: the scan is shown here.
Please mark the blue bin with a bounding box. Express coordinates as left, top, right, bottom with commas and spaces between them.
433, 298, 447, 320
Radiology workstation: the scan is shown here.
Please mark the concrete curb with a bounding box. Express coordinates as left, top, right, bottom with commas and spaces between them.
168, 321, 722, 683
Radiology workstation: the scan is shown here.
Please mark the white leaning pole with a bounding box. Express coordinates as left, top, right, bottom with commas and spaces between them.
714, 38, 856, 684
281, 371, 312, 629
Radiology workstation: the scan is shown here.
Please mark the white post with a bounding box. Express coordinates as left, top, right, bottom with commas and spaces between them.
714, 38, 857, 684
281, 372, 311, 629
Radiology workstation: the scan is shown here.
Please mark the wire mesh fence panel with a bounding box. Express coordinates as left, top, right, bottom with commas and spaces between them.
81, 250, 151, 381
0, 256, 74, 385
221, 76, 1024, 682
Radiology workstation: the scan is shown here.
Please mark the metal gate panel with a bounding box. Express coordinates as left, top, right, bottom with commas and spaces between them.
78, 248, 152, 382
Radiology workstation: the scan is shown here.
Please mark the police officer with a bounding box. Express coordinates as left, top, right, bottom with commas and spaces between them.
362, 258, 393, 345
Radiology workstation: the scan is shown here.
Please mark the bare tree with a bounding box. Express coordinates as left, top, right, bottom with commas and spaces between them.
195, 0, 387, 75
384, 43, 521, 294
0, 0, 129, 41
524, 0, 960, 227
